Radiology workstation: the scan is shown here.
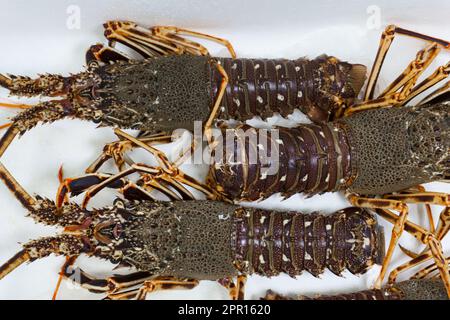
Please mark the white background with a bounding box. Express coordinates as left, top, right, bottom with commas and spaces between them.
0, 0, 449, 299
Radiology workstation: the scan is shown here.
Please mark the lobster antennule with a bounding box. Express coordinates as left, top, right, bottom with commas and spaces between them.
0, 249, 30, 281
0, 73, 69, 98
0, 99, 82, 159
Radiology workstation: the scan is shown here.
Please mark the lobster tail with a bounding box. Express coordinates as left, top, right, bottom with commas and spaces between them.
232, 207, 384, 277
211, 55, 366, 123
207, 123, 353, 201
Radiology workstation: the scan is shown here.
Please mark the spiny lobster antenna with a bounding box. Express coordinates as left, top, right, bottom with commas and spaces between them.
0, 250, 30, 281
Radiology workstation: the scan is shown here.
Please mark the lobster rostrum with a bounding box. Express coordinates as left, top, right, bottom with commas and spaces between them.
0, 161, 448, 300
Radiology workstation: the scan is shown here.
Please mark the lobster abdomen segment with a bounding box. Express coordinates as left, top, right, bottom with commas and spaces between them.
212, 56, 366, 123
233, 207, 384, 277
208, 123, 352, 201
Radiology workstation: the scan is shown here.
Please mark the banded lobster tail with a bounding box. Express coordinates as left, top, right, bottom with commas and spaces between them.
2, 154, 448, 299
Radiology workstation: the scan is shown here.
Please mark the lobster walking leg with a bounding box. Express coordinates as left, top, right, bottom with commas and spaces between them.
413, 255, 450, 279
103, 21, 236, 58
399, 61, 450, 106
53, 256, 77, 300
219, 275, 247, 300
150, 25, 237, 58
60, 261, 155, 297
135, 277, 200, 300
372, 202, 450, 296
345, 43, 443, 116
85, 132, 173, 173
77, 162, 222, 208
418, 80, 450, 105
347, 191, 450, 292
387, 206, 450, 283
85, 43, 131, 65
364, 24, 450, 101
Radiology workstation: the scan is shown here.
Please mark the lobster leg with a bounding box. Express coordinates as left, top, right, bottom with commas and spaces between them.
351, 191, 450, 296
364, 24, 450, 101
413, 255, 450, 279
56, 168, 183, 209
85, 43, 131, 66
79, 162, 224, 208
85, 131, 172, 173
376, 43, 440, 98
345, 43, 443, 116
150, 25, 237, 58
388, 206, 449, 283
112, 129, 223, 197
399, 61, 450, 106
135, 277, 200, 300
219, 275, 247, 300
58, 260, 155, 298
418, 80, 450, 105
56, 172, 130, 207
103, 21, 236, 58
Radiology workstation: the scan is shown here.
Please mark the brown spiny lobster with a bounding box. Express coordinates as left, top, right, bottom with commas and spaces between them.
1, 22, 448, 163
0, 161, 447, 300
0, 20, 368, 160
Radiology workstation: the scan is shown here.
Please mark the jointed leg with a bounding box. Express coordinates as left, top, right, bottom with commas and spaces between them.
150, 25, 236, 58
59, 261, 155, 298
388, 206, 450, 282
103, 21, 236, 58
353, 190, 450, 296
412, 255, 450, 279
56, 168, 184, 209
79, 162, 223, 208
418, 80, 450, 105
53, 256, 77, 300
85, 43, 131, 67
364, 25, 450, 101
85, 131, 172, 173
345, 43, 444, 116
219, 275, 247, 300
398, 61, 450, 106
135, 277, 200, 300
203, 61, 229, 146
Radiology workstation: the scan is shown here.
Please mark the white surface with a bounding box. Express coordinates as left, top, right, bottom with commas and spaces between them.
0, 0, 449, 300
